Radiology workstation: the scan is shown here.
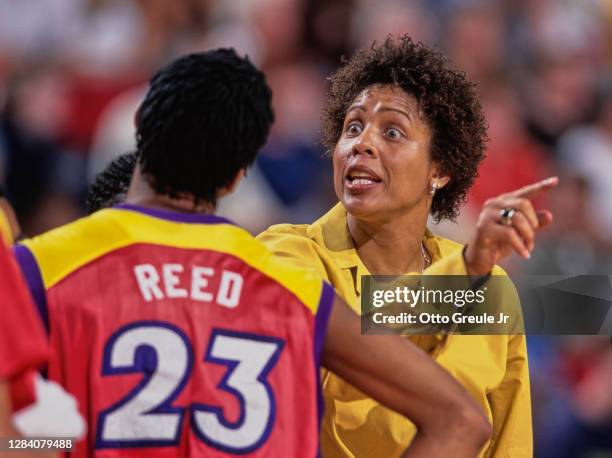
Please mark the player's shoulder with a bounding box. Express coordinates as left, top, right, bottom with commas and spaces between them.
22, 209, 125, 256
19, 209, 129, 288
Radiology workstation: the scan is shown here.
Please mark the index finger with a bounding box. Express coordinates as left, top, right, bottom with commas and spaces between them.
510, 177, 559, 199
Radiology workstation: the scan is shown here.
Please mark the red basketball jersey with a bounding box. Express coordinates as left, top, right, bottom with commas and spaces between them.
15, 205, 333, 458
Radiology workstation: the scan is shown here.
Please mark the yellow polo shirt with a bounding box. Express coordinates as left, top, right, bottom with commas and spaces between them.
257, 203, 532, 458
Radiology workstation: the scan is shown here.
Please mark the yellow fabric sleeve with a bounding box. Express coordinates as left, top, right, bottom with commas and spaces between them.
485, 333, 533, 457
256, 226, 330, 279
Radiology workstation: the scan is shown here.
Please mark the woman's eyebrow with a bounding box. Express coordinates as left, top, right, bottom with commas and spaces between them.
378, 106, 413, 122
347, 103, 413, 122
347, 104, 367, 114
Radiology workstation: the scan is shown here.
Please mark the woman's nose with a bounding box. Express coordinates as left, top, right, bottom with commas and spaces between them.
352, 127, 378, 157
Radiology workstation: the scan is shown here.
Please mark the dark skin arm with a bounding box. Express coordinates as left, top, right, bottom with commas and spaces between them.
0, 197, 22, 242
0, 381, 13, 437
322, 294, 491, 458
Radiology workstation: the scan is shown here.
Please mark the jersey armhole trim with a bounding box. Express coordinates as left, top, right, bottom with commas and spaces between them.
313, 282, 334, 428
13, 245, 49, 334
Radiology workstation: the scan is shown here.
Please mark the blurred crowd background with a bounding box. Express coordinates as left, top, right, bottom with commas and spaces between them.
0, 0, 611, 456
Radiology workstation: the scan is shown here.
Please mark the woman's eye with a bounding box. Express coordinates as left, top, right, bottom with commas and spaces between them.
346, 123, 362, 135
385, 128, 402, 139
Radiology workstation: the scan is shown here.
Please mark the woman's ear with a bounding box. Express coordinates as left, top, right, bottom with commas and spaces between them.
429, 166, 450, 196
430, 165, 450, 190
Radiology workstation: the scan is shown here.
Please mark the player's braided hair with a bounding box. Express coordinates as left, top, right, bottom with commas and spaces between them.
86, 152, 137, 214
322, 35, 488, 222
136, 49, 274, 206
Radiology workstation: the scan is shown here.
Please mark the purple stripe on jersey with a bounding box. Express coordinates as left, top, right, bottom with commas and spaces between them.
313, 281, 334, 428
115, 204, 238, 226
13, 245, 49, 334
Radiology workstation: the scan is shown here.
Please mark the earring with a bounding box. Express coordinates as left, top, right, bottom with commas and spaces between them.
430, 182, 438, 195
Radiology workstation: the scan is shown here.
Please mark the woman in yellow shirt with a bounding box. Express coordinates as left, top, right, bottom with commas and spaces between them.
258, 35, 557, 457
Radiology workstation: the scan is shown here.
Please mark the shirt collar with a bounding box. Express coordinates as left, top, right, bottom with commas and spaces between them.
310, 203, 456, 344
309, 202, 446, 274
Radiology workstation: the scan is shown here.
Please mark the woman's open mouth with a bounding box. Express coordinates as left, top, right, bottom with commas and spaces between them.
345, 165, 382, 192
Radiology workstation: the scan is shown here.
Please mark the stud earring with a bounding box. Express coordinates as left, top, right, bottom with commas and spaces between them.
430, 182, 438, 195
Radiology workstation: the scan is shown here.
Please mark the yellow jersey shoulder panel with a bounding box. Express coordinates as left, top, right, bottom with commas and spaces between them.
23, 208, 325, 314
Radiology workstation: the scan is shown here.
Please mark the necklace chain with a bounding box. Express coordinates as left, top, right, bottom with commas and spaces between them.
421, 242, 431, 273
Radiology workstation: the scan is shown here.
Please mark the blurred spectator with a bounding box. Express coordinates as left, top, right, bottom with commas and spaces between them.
0, 61, 83, 235
558, 86, 612, 245
60, 0, 210, 75
305, 0, 354, 65
519, 53, 596, 150
256, 60, 335, 223
0, 0, 80, 59
511, 0, 604, 150
535, 337, 612, 458
253, 0, 305, 65
350, 0, 437, 50
469, 79, 553, 210
87, 85, 144, 182
440, 78, 552, 250
441, 2, 507, 83
527, 169, 611, 275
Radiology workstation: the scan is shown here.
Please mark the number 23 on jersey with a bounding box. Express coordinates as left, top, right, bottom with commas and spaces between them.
95, 321, 285, 454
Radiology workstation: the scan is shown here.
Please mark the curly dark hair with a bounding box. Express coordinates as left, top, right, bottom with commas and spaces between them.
86, 152, 137, 214
136, 49, 274, 205
322, 35, 488, 221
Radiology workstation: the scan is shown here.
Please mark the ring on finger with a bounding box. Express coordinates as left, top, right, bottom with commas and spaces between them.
499, 207, 517, 226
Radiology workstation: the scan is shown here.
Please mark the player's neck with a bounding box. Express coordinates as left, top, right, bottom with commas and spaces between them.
126, 195, 216, 215
125, 165, 216, 215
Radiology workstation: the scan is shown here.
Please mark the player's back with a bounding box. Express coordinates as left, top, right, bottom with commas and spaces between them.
15, 205, 333, 458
